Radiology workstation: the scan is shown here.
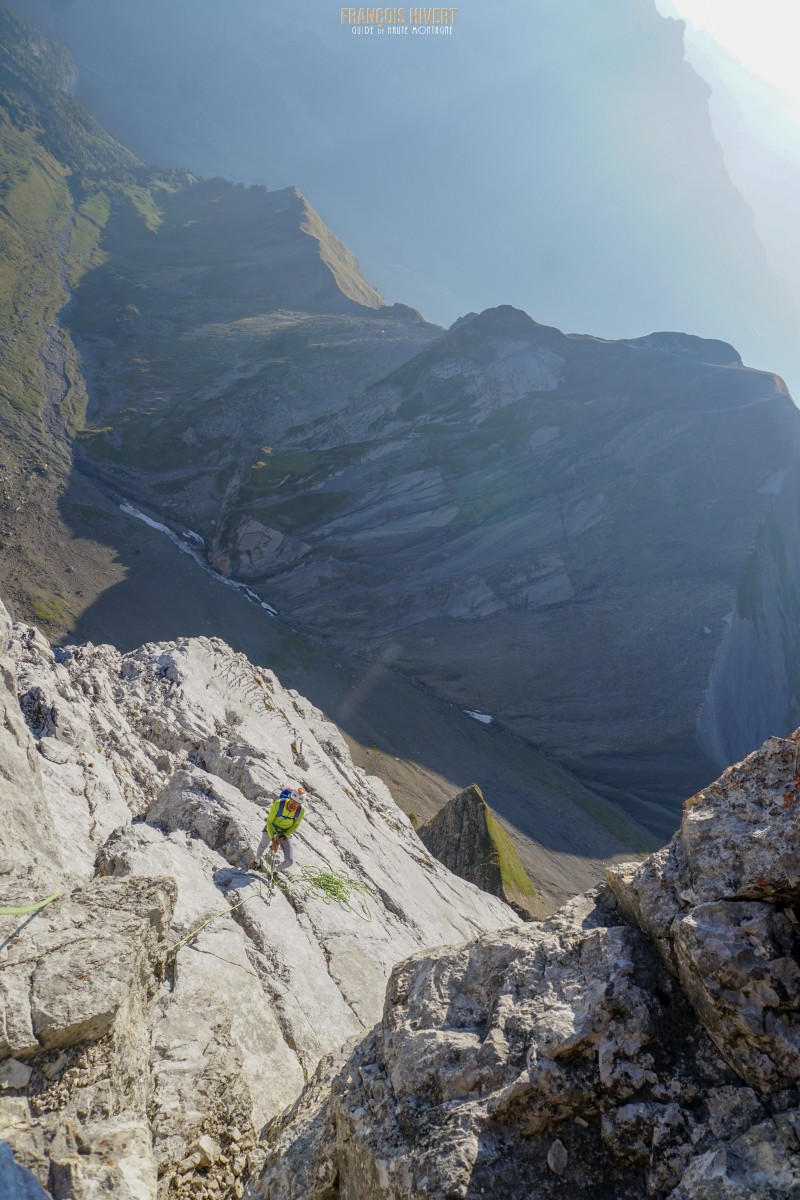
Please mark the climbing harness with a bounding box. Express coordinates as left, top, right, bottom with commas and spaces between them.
166, 853, 276, 958
0, 891, 61, 917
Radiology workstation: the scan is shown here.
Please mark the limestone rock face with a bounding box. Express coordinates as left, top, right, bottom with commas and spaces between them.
419, 784, 542, 919
0, 601, 516, 1199
608, 731, 800, 1095
1, 877, 176, 1199
0, 606, 61, 892
254, 736, 800, 1200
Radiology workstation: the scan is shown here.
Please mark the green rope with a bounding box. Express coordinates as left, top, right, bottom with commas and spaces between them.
167, 856, 275, 957
0, 891, 61, 917
166, 890, 258, 956
167, 859, 372, 956
298, 867, 373, 920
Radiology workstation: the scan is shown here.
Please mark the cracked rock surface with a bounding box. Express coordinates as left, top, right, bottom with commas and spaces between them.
608, 733, 800, 1093
0, 601, 515, 1198
255, 740, 800, 1199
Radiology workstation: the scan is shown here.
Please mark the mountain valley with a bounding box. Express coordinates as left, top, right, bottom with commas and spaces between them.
1, 6, 799, 1198
3, 4, 800, 846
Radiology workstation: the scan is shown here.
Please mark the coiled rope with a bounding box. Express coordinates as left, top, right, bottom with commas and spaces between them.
298, 867, 373, 920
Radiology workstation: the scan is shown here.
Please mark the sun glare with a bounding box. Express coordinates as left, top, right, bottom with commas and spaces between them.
665, 0, 800, 116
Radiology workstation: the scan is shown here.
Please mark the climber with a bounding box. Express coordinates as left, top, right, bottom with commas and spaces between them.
255, 787, 306, 874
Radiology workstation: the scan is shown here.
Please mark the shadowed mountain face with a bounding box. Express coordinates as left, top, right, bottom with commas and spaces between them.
65, 175, 437, 465
3, 5, 800, 845
75, 291, 800, 836
9, 0, 800, 393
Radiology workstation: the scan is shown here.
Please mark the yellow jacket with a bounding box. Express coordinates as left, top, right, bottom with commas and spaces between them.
266, 795, 305, 840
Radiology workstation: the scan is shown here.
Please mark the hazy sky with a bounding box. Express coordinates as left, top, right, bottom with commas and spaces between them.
11, 0, 800, 391
658, 0, 800, 122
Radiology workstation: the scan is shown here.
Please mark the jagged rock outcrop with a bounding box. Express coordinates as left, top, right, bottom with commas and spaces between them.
254, 733, 800, 1200
1, 877, 176, 1198
607, 732, 800, 1094
0, 601, 516, 1198
419, 784, 542, 919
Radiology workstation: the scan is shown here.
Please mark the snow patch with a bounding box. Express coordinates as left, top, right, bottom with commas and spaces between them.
465, 710, 493, 725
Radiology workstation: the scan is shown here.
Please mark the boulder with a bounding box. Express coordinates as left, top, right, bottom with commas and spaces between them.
608, 731, 800, 1096
0, 876, 175, 1199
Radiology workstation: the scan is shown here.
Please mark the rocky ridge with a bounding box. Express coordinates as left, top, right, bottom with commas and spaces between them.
0, 599, 516, 1198
419, 784, 542, 920
11, 0, 800, 393
256, 731, 800, 1199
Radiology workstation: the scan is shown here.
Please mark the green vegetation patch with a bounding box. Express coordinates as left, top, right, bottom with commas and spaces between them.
483, 800, 537, 899
0, 7, 141, 178
241, 443, 364, 499
30, 594, 67, 626
119, 184, 164, 231
0, 114, 74, 422
568, 790, 659, 854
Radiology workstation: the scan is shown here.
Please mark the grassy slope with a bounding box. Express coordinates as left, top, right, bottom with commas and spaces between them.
0, 3, 177, 622
0, 111, 98, 617
485, 806, 537, 900
0, 111, 73, 428
475, 785, 539, 908
0, 4, 395, 615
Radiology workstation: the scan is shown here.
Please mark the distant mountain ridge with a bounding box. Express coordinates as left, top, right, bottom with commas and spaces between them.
163, 303, 798, 836
3, 4, 800, 845
8, 0, 800, 393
